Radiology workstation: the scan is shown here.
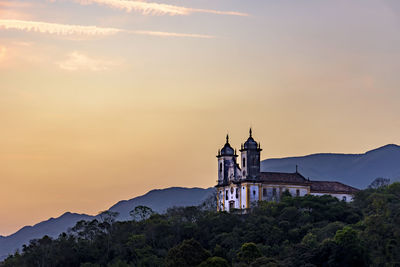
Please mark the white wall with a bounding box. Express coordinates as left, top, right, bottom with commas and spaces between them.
218, 184, 355, 212
241, 185, 247, 209
249, 185, 259, 205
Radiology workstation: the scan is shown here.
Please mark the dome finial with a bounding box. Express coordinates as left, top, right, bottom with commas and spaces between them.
226, 134, 229, 143
249, 127, 252, 137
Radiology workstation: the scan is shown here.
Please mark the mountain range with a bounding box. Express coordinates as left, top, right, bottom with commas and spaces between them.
261, 144, 400, 189
0, 187, 214, 261
1, 144, 400, 260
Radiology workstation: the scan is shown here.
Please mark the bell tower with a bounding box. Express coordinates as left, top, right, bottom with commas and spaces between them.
240, 128, 262, 180
217, 134, 238, 185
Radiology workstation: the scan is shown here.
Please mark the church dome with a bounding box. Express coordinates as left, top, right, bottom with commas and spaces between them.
218, 135, 235, 156
221, 143, 235, 156
244, 136, 258, 150
242, 128, 260, 150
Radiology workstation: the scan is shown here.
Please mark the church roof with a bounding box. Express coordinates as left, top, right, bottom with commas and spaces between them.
218, 134, 236, 157
260, 172, 309, 185
241, 128, 261, 151
310, 181, 359, 194
259, 172, 359, 194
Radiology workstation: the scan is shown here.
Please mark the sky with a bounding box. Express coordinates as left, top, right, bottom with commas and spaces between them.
1, 0, 400, 236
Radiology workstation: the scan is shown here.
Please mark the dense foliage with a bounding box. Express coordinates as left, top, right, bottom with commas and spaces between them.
3, 183, 400, 267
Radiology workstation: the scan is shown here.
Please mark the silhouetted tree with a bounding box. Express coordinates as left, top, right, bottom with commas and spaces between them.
129, 206, 154, 221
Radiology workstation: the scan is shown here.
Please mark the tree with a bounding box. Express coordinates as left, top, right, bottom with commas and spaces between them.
130, 206, 154, 221
368, 177, 390, 189
198, 257, 229, 267
165, 239, 211, 267
200, 190, 218, 211
250, 257, 280, 267
98, 210, 119, 225
237, 242, 262, 265
333, 226, 367, 266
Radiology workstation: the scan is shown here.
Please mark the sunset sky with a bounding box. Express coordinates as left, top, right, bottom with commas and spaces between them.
1, 0, 400, 235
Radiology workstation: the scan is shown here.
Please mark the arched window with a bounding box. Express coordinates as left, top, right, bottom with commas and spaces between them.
219, 163, 222, 173
242, 158, 246, 167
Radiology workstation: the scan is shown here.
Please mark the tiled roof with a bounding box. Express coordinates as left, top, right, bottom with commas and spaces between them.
310, 181, 359, 194
259, 172, 359, 194
260, 172, 310, 184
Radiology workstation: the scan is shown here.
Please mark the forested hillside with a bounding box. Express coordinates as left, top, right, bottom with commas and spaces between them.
3, 183, 400, 267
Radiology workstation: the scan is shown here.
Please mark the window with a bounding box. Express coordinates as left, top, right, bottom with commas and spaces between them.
243, 158, 246, 167
272, 188, 277, 197
296, 189, 300, 197
226, 190, 228, 200
263, 188, 267, 197
219, 163, 222, 173
253, 190, 256, 196
231, 187, 234, 194
342, 196, 347, 201
235, 188, 239, 199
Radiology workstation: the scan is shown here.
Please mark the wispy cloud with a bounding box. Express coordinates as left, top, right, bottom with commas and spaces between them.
0, 19, 122, 36
0, 19, 214, 38
72, 0, 248, 16
57, 51, 118, 71
133, 30, 213, 39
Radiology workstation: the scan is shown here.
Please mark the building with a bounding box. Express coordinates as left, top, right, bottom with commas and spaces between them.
216, 129, 359, 212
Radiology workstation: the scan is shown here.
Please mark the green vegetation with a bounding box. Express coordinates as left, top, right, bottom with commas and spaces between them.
3, 183, 400, 267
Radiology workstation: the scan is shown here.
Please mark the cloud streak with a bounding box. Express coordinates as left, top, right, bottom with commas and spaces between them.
0, 19, 121, 36
58, 51, 117, 71
0, 19, 214, 38
73, 0, 248, 16
132, 30, 213, 39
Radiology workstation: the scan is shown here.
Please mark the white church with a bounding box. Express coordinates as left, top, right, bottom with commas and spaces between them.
216, 129, 359, 212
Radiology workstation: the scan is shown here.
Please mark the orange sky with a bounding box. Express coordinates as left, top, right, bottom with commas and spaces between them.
1, 0, 400, 235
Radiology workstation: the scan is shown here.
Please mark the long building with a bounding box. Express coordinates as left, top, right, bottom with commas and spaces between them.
216, 129, 359, 212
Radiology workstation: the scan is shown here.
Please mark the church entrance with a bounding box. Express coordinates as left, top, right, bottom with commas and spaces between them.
229, 201, 235, 211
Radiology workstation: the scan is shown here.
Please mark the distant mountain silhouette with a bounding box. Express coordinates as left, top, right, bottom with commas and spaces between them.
261, 144, 400, 189
0, 212, 93, 261
0, 187, 214, 260
109, 187, 215, 221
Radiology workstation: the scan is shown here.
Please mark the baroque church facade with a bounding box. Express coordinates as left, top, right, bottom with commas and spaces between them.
216, 129, 358, 212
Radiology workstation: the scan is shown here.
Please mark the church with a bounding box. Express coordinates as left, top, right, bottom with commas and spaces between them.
216, 129, 359, 212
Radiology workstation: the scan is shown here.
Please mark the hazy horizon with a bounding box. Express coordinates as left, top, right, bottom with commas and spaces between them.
1, 0, 400, 236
